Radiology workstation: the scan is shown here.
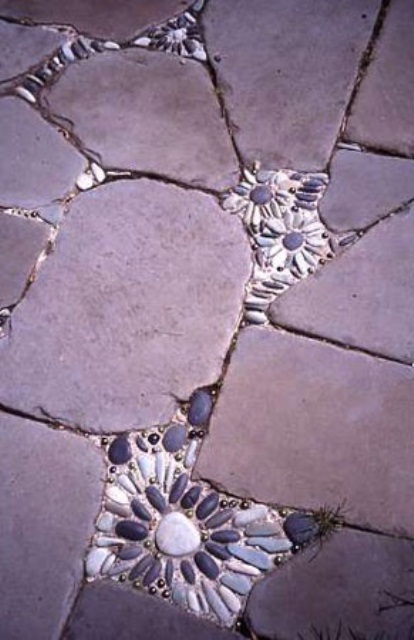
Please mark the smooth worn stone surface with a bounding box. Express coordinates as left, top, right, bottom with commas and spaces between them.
131, 498, 151, 522
0, 20, 63, 82
246, 529, 414, 638
46, 49, 238, 191
64, 581, 240, 639
270, 207, 414, 363
181, 486, 202, 510
221, 572, 251, 596
145, 486, 166, 514
283, 513, 319, 546
203, 0, 380, 170
0, 97, 84, 209
0, 412, 103, 640
0, 180, 250, 432
321, 150, 414, 231
227, 544, 272, 571
194, 551, 220, 580
0, 0, 191, 41
196, 327, 414, 536
107, 436, 131, 465
0, 213, 49, 307
155, 512, 201, 557
232, 505, 268, 528
162, 424, 187, 453
188, 389, 214, 426
115, 520, 148, 541
246, 537, 292, 554
169, 473, 189, 504
346, 0, 414, 156
196, 492, 219, 520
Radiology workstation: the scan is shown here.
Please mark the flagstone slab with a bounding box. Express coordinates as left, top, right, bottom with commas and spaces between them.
0, 180, 250, 433
246, 528, 414, 639
321, 149, 414, 232
0, 212, 50, 307
203, 0, 380, 171
195, 327, 414, 537
346, 0, 414, 157
0, 0, 191, 42
0, 20, 63, 83
63, 581, 240, 640
0, 96, 85, 208
0, 412, 103, 640
269, 207, 414, 363
45, 49, 238, 191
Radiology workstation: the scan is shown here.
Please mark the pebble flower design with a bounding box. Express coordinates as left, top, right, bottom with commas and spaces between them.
86, 391, 319, 629
221, 166, 336, 325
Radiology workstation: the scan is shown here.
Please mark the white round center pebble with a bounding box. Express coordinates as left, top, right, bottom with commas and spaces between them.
155, 512, 201, 557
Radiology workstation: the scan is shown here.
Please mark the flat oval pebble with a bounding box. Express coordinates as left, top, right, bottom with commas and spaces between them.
172, 583, 187, 607
129, 554, 153, 580
117, 474, 137, 494
85, 548, 110, 577
115, 520, 148, 542
205, 509, 233, 529
76, 171, 94, 191
244, 309, 267, 325
188, 390, 213, 426
165, 558, 174, 586
96, 513, 114, 533
155, 452, 166, 486
196, 492, 219, 520
108, 436, 132, 465
226, 560, 261, 577
220, 572, 251, 596
282, 231, 304, 251
145, 486, 166, 514
118, 545, 143, 561
138, 455, 154, 481
283, 512, 319, 545
169, 473, 189, 504
165, 461, 176, 492
131, 498, 152, 521
143, 559, 162, 587
246, 537, 293, 553
162, 424, 187, 453
181, 485, 201, 509
227, 544, 272, 571
136, 435, 148, 452
108, 559, 137, 577
194, 551, 219, 580
104, 500, 130, 518
205, 542, 231, 561
218, 585, 242, 614
101, 553, 116, 575
198, 590, 210, 615
105, 486, 129, 505
96, 536, 124, 547
156, 512, 200, 557
250, 185, 273, 205
211, 529, 240, 544
202, 581, 232, 626
187, 589, 200, 614
233, 505, 268, 527
184, 439, 198, 468
180, 559, 196, 584
245, 522, 280, 537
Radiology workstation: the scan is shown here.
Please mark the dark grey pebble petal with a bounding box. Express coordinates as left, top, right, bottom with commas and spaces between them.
181, 485, 202, 509
296, 201, 316, 211
118, 545, 143, 560
131, 498, 152, 522
165, 559, 174, 587
90, 40, 106, 52
136, 435, 148, 452
234, 185, 250, 196
180, 559, 196, 584
145, 486, 167, 514
250, 185, 273, 205
205, 542, 231, 561
196, 492, 219, 520
205, 509, 233, 529
177, 15, 187, 28
283, 512, 319, 545
23, 79, 41, 94
129, 554, 153, 580
108, 436, 132, 465
71, 39, 89, 59
143, 559, 162, 587
162, 424, 187, 453
299, 185, 322, 194
296, 192, 318, 203
211, 530, 240, 543
195, 551, 220, 580
115, 520, 148, 541
169, 473, 189, 504
188, 390, 213, 426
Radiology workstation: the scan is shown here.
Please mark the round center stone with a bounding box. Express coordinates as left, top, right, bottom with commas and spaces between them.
282, 231, 304, 251
155, 512, 201, 557
249, 185, 273, 205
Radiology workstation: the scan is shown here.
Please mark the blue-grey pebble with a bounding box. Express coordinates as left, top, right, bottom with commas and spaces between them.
245, 522, 280, 537
196, 492, 219, 520
283, 512, 319, 545
211, 529, 240, 544
118, 545, 143, 560
181, 485, 202, 509
181, 559, 196, 584
162, 424, 187, 453
136, 435, 148, 452
205, 509, 233, 529
143, 559, 162, 587
205, 542, 231, 561
165, 558, 174, 587
246, 537, 292, 553
115, 520, 148, 542
131, 498, 152, 521
129, 554, 153, 580
108, 436, 132, 465
188, 390, 213, 426
145, 486, 166, 514
169, 473, 189, 504
221, 572, 251, 595
227, 544, 272, 570
194, 551, 219, 580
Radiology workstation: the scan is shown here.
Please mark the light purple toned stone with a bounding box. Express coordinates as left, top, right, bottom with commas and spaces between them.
180, 559, 196, 585
188, 389, 214, 426
169, 473, 189, 504
220, 572, 251, 596
162, 425, 187, 453
245, 522, 280, 537
196, 492, 220, 520
142, 559, 162, 587
227, 544, 272, 571
0, 180, 250, 433
145, 486, 166, 514
118, 546, 143, 561
201, 581, 233, 626
129, 554, 154, 581
205, 509, 234, 529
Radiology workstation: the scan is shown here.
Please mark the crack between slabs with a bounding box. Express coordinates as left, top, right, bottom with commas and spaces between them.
0, 400, 92, 438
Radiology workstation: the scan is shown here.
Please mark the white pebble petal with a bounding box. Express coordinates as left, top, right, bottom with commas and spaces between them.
117, 474, 137, 494
233, 505, 268, 527
219, 585, 242, 613
133, 36, 152, 47
184, 440, 198, 468
105, 486, 130, 505
16, 87, 36, 104
91, 162, 106, 183
85, 548, 110, 577
76, 171, 94, 191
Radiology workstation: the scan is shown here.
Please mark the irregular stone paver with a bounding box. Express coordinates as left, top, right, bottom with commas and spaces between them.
63, 581, 240, 640
0, 96, 85, 208
195, 327, 414, 537
0, 180, 250, 433
45, 49, 238, 191
203, 0, 380, 170
321, 149, 414, 231
0, 0, 191, 42
0, 411, 103, 640
0, 212, 50, 307
0, 20, 63, 83
346, 0, 414, 156
269, 207, 414, 362
246, 529, 414, 638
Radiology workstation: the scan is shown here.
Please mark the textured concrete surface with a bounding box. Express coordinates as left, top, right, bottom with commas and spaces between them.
269, 207, 414, 362
45, 49, 238, 191
0, 213, 49, 307
0, 180, 250, 433
346, 0, 414, 156
196, 327, 414, 537
0, 0, 191, 42
247, 528, 414, 639
0, 96, 85, 208
0, 412, 103, 640
204, 0, 380, 170
321, 149, 414, 231
0, 20, 63, 83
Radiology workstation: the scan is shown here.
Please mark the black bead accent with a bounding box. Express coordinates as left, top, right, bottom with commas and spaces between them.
148, 433, 160, 445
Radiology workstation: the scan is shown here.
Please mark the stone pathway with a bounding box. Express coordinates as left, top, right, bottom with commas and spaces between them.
0, 1, 413, 639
